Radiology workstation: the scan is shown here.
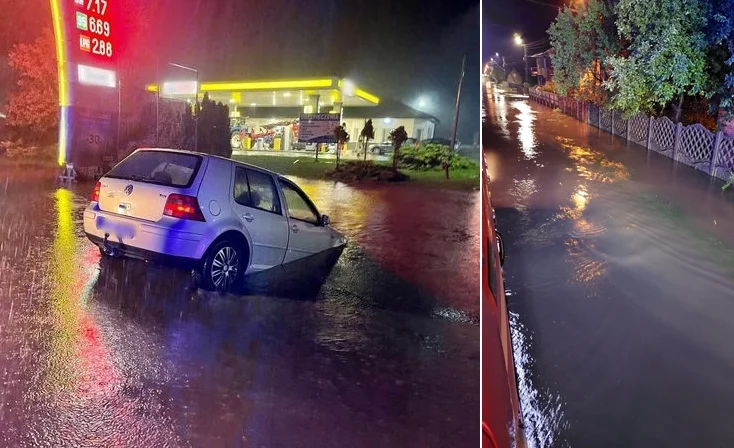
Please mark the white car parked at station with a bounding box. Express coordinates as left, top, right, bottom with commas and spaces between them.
83, 148, 347, 291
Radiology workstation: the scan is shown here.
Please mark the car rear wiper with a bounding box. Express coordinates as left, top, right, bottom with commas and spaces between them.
128, 174, 152, 182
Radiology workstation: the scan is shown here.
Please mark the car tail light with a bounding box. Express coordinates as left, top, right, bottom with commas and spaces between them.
163, 194, 205, 221
91, 181, 101, 202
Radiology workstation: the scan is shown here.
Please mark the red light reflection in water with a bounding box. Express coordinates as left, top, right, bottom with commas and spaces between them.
45, 189, 149, 444
295, 179, 480, 314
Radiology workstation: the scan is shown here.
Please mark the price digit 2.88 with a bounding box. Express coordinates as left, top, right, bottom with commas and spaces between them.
91, 38, 113, 57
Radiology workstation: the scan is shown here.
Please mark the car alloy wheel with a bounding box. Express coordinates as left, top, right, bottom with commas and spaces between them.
201, 240, 246, 292
211, 246, 239, 291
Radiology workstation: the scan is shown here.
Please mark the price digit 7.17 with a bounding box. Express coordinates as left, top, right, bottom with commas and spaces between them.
87, 0, 108, 16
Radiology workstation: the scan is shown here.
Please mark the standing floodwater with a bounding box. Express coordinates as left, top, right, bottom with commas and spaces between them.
485, 85, 734, 447
0, 171, 479, 447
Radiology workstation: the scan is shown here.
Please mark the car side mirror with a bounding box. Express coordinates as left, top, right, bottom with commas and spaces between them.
321, 214, 330, 226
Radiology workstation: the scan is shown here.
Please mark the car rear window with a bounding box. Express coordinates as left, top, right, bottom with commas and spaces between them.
106, 151, 202, 187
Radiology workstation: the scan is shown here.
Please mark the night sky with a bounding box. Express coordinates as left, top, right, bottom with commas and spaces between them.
150, 0, 480, 141
1, 0, 479, 141
483, 0, 560, 73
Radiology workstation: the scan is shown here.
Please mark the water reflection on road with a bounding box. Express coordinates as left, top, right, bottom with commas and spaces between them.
0, 171, 478, 447
485, 85, 734, 448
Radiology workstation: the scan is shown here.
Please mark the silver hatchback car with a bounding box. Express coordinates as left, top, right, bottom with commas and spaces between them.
83, 148, 347, 291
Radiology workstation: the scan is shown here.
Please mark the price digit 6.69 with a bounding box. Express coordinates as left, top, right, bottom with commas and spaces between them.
88, 17, 110, 37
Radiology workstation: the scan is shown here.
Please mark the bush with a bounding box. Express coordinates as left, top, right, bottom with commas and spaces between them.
325, 161, 409, 183
0, 139, 55, 161
539, 81, 557, 93
397, 144, 478, 170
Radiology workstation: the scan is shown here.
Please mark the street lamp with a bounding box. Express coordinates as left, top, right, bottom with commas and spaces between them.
514, 34, 529, 84
157, 61, 200, 152
417, 96, 430, 109
168, 62, 200, 153
495, 52, 500, 57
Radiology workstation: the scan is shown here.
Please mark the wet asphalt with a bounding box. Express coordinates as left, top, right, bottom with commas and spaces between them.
484, 85, 734, 448
0, 171, 479, 447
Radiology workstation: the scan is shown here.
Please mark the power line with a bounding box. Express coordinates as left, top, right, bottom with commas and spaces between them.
523, 0, 578, 13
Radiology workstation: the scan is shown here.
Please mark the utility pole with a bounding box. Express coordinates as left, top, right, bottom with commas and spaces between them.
117, 78, 121, 158
523, 45, 529, 84
155, 60, 159, 146
168, 62, 199, 152
195, 69, 199, 153
449, 54, 467, 180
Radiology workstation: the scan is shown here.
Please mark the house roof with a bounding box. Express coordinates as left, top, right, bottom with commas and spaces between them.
530, 49, 554, 58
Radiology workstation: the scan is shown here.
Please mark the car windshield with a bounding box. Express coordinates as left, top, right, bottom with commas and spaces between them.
105, 151, 202, 187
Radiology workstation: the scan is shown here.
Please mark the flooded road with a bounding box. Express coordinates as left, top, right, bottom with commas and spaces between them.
484, 85, 734, 447
0, 171, 479, 447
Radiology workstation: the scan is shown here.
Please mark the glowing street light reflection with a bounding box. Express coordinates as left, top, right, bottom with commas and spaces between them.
513, 101, 537, 160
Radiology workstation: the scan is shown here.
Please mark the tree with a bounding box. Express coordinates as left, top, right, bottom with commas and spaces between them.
0, 0, 48, 107
548, 0, 621, 102
706, 0, 734, 132
605, 0, 710, 121
4, 28, 58, 141
123, 99, 187, 155
333, 124, 349, 168
389, 126, 408, 172
359, 119, 374, 161
186, 93, 231, 158
156, 101, 187, 149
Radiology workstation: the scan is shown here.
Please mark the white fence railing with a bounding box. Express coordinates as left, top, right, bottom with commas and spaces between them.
528, 90, 734, 181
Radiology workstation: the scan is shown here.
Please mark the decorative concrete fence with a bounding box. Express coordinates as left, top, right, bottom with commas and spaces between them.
528, 90, 734, 182
531, 90, 588, 123
507, 82, 525, 95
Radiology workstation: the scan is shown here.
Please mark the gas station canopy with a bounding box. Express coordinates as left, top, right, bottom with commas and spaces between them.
146, 77, 380, 108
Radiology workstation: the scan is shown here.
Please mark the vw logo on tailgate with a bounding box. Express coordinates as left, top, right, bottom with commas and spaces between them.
124, 184, 134, 195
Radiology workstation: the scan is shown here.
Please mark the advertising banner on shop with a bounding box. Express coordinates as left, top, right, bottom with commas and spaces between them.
297, 113, 339, 143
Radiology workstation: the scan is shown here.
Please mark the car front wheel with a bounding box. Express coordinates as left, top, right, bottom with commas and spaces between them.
200, 240, 246, 292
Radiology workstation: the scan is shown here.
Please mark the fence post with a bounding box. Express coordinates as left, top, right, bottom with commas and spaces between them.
611, 110, 615, 134
626, 114, 631, 143
672, 122, 683, 161
646, 116, 654, 150
598, 106, 602, 128
711, 131, 723, 178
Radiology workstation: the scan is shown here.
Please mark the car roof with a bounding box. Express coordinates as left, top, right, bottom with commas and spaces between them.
135, 147, 281, 177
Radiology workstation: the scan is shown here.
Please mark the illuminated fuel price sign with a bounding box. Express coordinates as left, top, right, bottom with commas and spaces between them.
74, 0, 113, 60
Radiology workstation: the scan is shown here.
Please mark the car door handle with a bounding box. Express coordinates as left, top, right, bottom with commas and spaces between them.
291, 224, 299, 233
243, 213, 254, 222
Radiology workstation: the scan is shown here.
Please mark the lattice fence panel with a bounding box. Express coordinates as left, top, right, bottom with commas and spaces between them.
628, 113, 648, 147
714, 136, 734, 181
676, 124, 714, 173
650, 117, 675, 155
599, 109, 612, 132
588, 105, 599, 127
612, 110, 627, 137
